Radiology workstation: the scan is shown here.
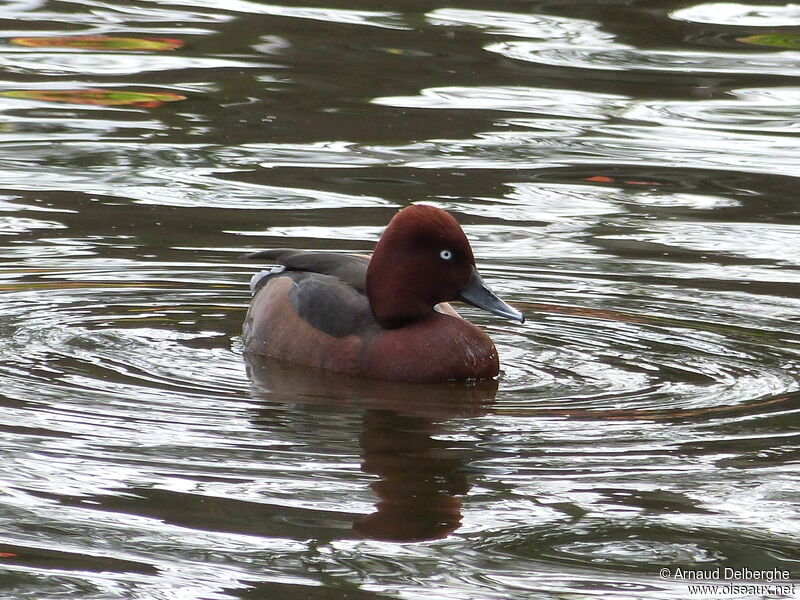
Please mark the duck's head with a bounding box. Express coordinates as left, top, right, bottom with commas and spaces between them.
366, 204, 524, 328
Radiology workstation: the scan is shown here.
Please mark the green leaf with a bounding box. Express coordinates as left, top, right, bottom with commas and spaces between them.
10, 35, 184, 51
737, 34, 800, 50
1, 89, 186, 107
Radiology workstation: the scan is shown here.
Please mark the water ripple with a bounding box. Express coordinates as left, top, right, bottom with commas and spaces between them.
671, 3, 800, 26
488, 41, 800, 76
625, 87, 800, 133
373, 86, 627, 120
0, 52, 274, 75
426, 8, 606, 42
141, 0, 410, 29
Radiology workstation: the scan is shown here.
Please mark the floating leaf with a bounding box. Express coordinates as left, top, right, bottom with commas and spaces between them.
624, 179, 662, 186
0, 89, 186, 107
0, 552, 18, 558
10, 35, 184, 51
584, 175, 662, 186
737, 34, 800, 50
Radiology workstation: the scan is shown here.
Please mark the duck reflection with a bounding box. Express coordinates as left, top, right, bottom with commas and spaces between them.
245, 354, 497, 542
356, 409, 470, 541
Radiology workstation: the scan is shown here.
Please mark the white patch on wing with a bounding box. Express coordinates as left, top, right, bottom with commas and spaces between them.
250, 265, 286, 295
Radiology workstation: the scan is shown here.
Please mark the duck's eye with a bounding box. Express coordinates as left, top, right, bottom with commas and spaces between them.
440, 249, 454, 261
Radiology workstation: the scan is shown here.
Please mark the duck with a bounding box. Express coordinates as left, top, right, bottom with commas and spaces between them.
243, 204, 523, 383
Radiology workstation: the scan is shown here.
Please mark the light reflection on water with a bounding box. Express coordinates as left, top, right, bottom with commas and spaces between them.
671, 3, 800, 26
1, 0, 800, 599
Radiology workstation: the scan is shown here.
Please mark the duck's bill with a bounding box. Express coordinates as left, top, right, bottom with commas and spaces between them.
459, 267, 525, 324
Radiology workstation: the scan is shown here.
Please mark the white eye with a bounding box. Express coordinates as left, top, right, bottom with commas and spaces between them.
440, 249, 453, 261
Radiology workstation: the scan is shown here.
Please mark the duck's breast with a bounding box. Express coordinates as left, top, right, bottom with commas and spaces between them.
361, 313, 500, 383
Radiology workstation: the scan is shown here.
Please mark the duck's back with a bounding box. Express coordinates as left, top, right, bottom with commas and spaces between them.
248, 249, 369, 293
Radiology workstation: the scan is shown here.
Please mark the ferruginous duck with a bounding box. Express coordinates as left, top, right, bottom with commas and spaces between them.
243, 204, 523, 383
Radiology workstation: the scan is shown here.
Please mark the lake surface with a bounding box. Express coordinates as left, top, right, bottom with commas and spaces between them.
1, 0, 800, 598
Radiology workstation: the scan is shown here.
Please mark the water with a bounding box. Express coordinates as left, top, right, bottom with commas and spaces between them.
1, 0, 800, 598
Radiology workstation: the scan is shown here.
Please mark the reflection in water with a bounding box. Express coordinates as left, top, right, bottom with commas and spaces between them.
671, 3, 800, 26
246, 355, 495, 542
357, 410, 469, 542
245, 353, 497, 419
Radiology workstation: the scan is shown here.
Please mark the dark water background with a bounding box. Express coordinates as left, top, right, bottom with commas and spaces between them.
1, 0, 800, 598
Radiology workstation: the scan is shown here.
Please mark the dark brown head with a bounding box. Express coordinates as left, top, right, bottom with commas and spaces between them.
366, 205, 524, 328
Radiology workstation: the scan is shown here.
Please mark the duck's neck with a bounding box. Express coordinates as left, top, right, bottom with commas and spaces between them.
366, 260, 433, 328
